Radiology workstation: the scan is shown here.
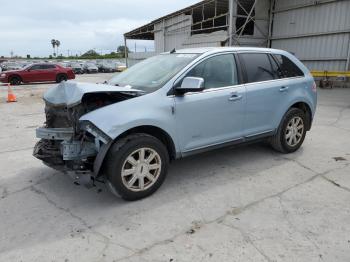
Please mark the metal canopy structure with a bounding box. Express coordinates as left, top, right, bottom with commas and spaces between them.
124, 0, 265, 46
124, 0, 350, 71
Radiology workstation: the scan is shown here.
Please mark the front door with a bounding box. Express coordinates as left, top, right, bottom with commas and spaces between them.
174, 53, 246, 153
22, 64, 44, 82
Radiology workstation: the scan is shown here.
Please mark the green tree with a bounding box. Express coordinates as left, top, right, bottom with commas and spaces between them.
81, 49, 101, 58
117, 45, 130, 57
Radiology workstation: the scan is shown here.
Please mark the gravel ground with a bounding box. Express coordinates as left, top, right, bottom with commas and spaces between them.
0, 75, 349, 262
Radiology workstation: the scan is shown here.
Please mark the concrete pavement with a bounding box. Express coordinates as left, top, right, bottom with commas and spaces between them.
0, 76, 349, 262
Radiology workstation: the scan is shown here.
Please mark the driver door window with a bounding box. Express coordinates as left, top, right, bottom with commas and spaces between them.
185, 54, 238, 89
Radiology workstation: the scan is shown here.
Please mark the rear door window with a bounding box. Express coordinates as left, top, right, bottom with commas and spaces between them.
239, 53, 278, 83
41, 64, 56, 70
273, 54, 304, 78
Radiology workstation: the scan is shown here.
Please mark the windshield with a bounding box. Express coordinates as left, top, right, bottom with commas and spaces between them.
109, 53, 198, 93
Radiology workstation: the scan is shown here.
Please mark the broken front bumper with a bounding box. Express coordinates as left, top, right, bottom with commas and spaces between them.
35, 127, 97, 161
34, 127, 98, 186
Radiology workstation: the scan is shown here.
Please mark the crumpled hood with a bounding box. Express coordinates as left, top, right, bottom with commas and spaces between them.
43, 81, 142, 107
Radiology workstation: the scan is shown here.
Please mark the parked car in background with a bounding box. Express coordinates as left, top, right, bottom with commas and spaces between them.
0, 63, 75, 85
115, 62, 127, 72
58, 62, 69, 68
34, 47, 317, 201
97, 61, 116, 73
1, 62, 22, 71
19, 61, 33, 68
68, 62, 84, 74
83, 62, 98, 73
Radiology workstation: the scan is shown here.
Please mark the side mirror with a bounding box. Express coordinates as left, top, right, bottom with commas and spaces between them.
176, 77, 204, 94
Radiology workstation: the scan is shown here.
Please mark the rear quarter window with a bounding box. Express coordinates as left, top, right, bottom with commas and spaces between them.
273, 54, 304, 78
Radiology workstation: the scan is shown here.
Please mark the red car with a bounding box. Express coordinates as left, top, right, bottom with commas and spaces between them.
0, 63, 75, 85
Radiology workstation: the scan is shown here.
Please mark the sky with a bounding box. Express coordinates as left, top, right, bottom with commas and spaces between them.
0, 0, 199, 57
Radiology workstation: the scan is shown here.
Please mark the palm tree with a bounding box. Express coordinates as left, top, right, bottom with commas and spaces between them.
51, 39, 56, 56
56, 40, 61, 56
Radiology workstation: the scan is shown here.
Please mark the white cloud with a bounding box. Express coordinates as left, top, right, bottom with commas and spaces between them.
0, 0, 199, 57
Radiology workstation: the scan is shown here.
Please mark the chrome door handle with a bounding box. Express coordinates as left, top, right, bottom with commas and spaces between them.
280, 86, 289, 92
229, 94, 243, 101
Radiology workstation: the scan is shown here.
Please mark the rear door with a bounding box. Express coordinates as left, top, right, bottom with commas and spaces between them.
40, 64, 57, 81
238, 52, 286, 136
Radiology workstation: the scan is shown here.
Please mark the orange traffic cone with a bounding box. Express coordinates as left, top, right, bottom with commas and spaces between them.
7, 83, 17, 103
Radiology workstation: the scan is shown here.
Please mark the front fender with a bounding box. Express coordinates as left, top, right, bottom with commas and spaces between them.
79, 92, 179, 151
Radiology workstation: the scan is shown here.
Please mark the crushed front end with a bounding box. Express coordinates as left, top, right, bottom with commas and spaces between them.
33, 81, 141, 185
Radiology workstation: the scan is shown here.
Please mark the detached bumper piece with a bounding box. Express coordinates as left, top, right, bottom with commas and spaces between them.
36, 127, 74, 140
61, 140, 96, 160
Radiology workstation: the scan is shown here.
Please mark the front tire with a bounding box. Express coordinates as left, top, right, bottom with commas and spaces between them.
9, 76, 21, 85
270, 108, 307, 153
105, 133, 169, 201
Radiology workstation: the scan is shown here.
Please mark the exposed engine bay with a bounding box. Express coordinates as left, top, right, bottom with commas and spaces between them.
33, 81, 142, 181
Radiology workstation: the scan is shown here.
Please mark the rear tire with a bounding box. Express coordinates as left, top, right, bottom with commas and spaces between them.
270, 108, 307, 153
9, 76, 21, 85
56, 74, 67, 83
105, 133, 169, 201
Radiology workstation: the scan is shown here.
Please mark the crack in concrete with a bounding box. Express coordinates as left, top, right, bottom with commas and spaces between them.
0, 185, 8, 199
321, 175, 350, 194
115, 236, 180, 261
221, 223, 273, 262
29, 185, 135, 259
277, 155, 319, 174
0, 175, 56, 201
329, 106, 349, 126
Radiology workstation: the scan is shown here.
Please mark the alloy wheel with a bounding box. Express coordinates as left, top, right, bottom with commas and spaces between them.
121, 147, 162, 192
285, 116, 304, 147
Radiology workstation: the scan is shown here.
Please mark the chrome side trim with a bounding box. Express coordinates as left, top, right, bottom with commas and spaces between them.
245, 130, 275, 138
180, 130, 275, 158
181, 137, 244, 157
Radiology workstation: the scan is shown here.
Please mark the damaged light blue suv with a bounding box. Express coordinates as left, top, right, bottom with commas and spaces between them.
34, 47, 317, 200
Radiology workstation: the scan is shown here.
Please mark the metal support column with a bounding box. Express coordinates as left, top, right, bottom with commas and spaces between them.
163, 19, 166, 52
267, 0, 275, 47
124, 36, 128, 67
346, 33, 350, 71
228, 0, 234, 46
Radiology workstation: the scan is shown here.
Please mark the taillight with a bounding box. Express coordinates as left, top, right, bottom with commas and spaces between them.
311, 81, 317, 93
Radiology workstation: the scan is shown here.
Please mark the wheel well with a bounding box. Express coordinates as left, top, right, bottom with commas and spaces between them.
118, 126, 177, 160
290, 102, 312, 130
8, 74, 22, 81
56, 73, 67, 79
